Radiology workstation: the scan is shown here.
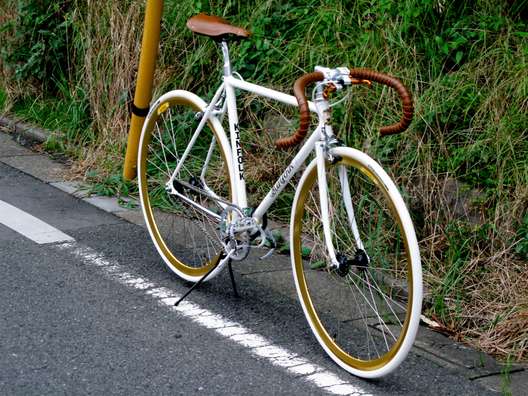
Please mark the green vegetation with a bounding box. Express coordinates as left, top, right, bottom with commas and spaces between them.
1, 0, 527, 361
1, 2, 74, 92
501, 355, 513, 396
0, 86, 6, 111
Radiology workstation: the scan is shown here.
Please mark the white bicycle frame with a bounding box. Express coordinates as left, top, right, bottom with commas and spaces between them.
169, 41, 365, 266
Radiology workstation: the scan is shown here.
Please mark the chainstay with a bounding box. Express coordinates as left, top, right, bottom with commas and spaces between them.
169, 191, 225, 252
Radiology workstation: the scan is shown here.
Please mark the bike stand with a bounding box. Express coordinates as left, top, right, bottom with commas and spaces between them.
227, 260, 240, 299
174, 254, 240, 306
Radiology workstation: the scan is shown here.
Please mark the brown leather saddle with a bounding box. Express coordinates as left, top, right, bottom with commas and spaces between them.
186, 13, 250, 41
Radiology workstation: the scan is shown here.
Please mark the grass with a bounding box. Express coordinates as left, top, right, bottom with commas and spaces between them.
1, 0, 527, 362
501, 356, 513, 396
0, 87, 6, 112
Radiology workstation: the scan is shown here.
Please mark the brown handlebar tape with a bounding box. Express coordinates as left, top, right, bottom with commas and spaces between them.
276, 69, 414, 149
275, 71, 324, 149
349, 68, 414, 136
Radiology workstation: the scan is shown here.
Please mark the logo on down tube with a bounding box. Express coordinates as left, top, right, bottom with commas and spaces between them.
271, 164, 295, 198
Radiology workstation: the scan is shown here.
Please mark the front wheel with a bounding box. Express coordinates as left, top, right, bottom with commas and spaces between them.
290, 147, 422, 378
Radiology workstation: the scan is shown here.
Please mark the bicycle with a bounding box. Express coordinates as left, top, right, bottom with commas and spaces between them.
137, 13, 422, 379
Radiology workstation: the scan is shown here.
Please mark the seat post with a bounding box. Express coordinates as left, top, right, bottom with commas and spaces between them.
220, 40, 232, 77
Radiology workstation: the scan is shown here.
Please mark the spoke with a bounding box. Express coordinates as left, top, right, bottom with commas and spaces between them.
147, 156, 171, 178
345, 271, 398, 343
156, 113, 196, 179
155, 117, 179, 160
352, 268, 408, 313
155, 123, 173, 176
346, 272, 383, 357
366, 270, 406, 327
343, 270, 375, 358
358, 266, 406, 273
167, 108, 179, 158
365, 271, 390, 351
149, 141, 171, 172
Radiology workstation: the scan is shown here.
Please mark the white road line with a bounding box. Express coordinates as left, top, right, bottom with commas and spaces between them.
56, 241, 373, 396
0, 201, 371, 394
0, 200, 74, 244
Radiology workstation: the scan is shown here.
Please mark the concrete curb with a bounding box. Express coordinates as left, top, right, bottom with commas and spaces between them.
0, 117, 144, 227
0, 115, 51, 143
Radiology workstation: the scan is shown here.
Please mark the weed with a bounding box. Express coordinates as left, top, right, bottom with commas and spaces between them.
500, 355, 513, 396
301, 246, 311, 258
0, 87, 6, 112
309, 260, 326, 270
272, 230, 285, 244
85, 171, 137, 198
515, 213, 528, 260
0, 1, 74, 94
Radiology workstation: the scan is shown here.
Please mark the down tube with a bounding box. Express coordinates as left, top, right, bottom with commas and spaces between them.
252, 128, 321, 221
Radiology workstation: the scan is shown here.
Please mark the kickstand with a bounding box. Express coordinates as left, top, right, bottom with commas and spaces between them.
227, 260, 240, 299
174, 253, 224, 306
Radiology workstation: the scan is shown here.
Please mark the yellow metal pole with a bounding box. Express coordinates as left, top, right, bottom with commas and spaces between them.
123, 0, 163, 180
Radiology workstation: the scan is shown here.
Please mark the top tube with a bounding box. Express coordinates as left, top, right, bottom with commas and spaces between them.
224, 76, 317, 113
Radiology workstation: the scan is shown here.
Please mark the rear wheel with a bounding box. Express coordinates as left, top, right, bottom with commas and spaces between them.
138, 90, 234, 282
291, 147, 422, 378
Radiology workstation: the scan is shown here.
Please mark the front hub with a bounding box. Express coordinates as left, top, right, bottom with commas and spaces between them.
335, 249, 369, 277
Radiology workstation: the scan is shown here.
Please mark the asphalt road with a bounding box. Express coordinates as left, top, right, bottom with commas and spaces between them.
0, 160, 499, 395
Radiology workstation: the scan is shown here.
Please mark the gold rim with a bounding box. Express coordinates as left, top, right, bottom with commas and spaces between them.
139, 96, 231, 278
292, 154, 414, 371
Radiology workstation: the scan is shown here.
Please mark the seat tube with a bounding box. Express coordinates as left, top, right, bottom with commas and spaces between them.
221, 41, 248, 208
